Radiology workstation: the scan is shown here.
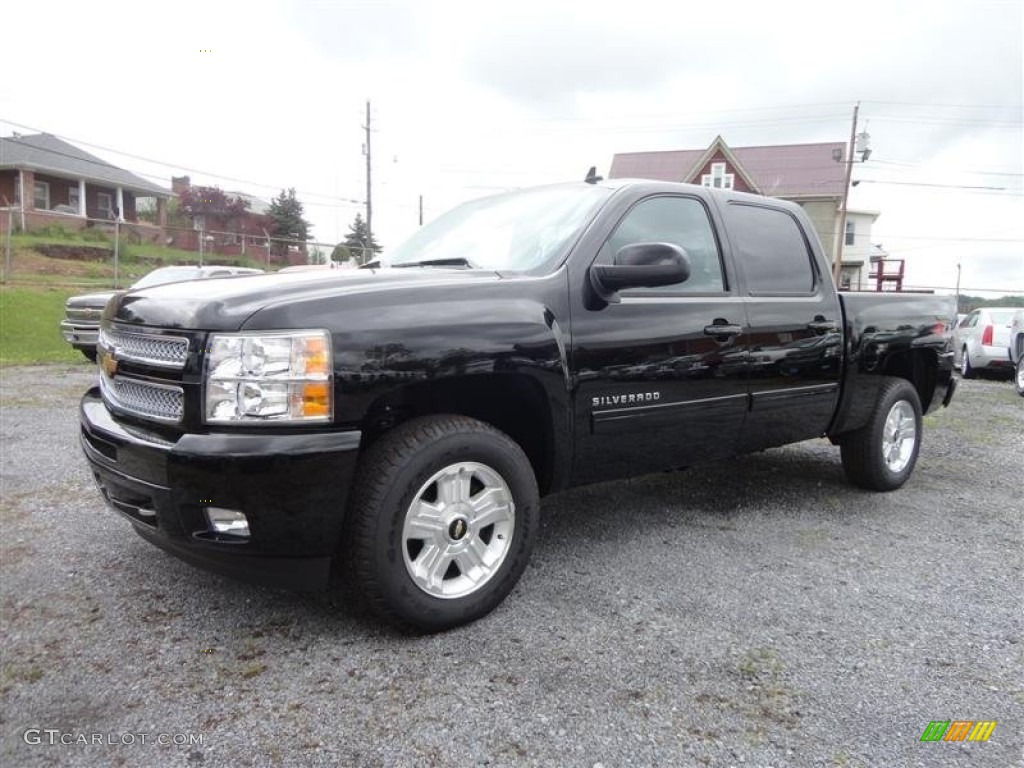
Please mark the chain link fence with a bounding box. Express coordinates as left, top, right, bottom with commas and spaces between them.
0, 206, 377, 288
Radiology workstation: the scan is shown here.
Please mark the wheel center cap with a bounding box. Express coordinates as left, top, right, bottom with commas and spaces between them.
448, 517, 469, 541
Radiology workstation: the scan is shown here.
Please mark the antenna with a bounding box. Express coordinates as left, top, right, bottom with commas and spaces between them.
584, 166, 603, 184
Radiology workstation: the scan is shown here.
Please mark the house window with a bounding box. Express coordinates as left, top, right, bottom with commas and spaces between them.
97, 192, 114, 219
845, 220, 855, 246
701, 162, 734, 190
840, 265, 860, 290
69, 186, 80, 210
33, 181, 50, 210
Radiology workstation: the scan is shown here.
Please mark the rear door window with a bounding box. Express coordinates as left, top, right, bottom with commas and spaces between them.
725, 203, 818, 295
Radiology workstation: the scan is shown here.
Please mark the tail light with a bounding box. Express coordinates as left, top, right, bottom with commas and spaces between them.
981, 325, 993, 346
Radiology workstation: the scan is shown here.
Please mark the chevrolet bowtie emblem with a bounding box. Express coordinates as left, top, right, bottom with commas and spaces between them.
449, 518, 468, 541
100, 349, 118, 377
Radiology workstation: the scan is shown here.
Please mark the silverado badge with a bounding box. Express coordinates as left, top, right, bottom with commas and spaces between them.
592, 392, 661, 408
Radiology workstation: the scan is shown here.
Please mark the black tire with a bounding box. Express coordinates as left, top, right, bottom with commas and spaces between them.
961, 346, 976, 379
1015, 356, 1024, 397
343, 415, 539, 632
840, 377, 923, 492
81, 348, 98, 363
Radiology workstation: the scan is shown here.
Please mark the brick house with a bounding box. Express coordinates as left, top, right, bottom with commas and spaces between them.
610, 136, 885, 289
0, 133, 171, 240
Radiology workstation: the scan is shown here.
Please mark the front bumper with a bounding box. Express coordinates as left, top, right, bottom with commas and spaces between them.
79, 387, 361, 590
60, 321, 99, 348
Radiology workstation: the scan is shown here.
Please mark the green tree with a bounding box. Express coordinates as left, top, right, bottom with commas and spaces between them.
267, 188, 310, 261
330, 243, 353, 263
340, 212, 381, 265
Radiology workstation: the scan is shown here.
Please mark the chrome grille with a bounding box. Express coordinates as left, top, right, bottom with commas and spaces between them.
101, 328, 190, 369
100, 374, 184, 423
66, 308, 103, 324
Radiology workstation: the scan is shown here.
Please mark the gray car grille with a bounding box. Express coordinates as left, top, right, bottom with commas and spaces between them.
66, 307, 103, 324
101, 328, 190, 369
100, 374, 184, 423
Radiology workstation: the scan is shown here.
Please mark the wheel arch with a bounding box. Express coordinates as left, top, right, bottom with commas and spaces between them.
357, 373, 559, 495
879, 348, 940, 413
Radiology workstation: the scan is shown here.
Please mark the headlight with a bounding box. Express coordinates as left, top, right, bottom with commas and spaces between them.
204, 330, 332, 423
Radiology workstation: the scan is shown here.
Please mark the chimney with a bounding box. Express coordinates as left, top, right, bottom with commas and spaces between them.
171, 176, 191, 194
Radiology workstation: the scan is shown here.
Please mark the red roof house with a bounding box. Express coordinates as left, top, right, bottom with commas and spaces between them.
610, 136, 878, 286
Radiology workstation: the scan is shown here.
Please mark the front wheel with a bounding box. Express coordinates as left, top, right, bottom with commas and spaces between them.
840, 378, 923, 491
1015, 356, 1024, 397
343, 415, 539, 632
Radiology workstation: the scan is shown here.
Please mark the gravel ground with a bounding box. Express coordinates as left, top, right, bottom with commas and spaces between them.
1, 364, 1021, 768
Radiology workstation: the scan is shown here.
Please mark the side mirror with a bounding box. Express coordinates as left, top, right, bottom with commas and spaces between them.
589, 242, 690, 302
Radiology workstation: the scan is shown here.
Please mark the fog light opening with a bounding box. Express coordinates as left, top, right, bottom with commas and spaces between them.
204, 507, 250, 538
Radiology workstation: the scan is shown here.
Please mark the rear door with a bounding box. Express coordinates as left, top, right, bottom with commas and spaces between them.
570, 192, 749, 484
723, 201, 843, 452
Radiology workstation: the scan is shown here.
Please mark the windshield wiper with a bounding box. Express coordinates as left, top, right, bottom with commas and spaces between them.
392, 257, 478, 269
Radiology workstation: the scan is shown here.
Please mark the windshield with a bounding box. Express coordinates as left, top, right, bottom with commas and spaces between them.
388, 185, 613, 272
131, 267, 203, 289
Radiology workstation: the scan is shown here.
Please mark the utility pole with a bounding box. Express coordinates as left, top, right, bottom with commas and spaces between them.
418, 194, 423, 226
833, 102, 859, 286
364, 100, 373, 252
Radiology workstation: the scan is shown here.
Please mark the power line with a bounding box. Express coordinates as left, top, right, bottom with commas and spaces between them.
861, 99, 1023, 111
868, 115, 1022, 127
866, 158, 1024, 177
854, 179, 1018, 191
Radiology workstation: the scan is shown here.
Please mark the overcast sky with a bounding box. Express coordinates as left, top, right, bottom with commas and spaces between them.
3, 0, 1022, 294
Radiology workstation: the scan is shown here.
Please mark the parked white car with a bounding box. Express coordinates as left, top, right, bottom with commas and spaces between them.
61, 265, 263, 361
1009, 309, 1024, 396
952, 307, 1016, 378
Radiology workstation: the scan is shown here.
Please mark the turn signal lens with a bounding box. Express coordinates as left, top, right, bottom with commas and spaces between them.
296, 382, 331, 418
300, 335, 330, 377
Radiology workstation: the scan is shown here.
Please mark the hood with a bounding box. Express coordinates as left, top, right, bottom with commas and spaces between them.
107, 268, 501, 330
67, 290, 119, 309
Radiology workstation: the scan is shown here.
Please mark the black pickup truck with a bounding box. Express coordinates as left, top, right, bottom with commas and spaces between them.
80, 180, 957, 631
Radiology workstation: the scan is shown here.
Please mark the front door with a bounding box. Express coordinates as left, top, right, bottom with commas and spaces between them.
570, 193, 749, 485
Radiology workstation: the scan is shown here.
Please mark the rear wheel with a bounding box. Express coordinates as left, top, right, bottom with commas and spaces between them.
343, 415, 539, 632
840, 378, 923, 491
1015, 356, 1024, 397
961, 346, 976, 379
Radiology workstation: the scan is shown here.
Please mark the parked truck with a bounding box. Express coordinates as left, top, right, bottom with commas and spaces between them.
79, 180, 957, 631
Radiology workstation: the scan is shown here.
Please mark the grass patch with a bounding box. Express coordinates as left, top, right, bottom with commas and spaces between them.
0, 663, 45, 693
0, 287, 87, 365
240, 663, 267, 680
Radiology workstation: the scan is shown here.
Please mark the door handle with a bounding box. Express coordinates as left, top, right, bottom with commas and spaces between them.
703, 322, 743, 338
807, 319, 838, 333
